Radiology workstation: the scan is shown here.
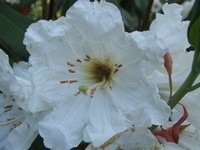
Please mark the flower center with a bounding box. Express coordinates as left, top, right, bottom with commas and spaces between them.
86, 56, 115, 84
60, 54, 123, 96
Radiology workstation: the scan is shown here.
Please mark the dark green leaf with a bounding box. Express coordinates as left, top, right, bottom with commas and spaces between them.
61, 0, 77, 16
133, 0, 148, 19
0, 0, 35, 62
188, 0, 200, 47
29, 135, 50, 150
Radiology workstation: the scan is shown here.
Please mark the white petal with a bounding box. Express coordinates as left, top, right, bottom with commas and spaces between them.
12, 63, 52, 113
83, 91, 128, 147
179, 128, 200, 150
86, 127, 159, 150
150, 3, 190, 53
0, 49, 17, 96
110, 76, 171, 127
4, 121, 38, 150
176, 89, 200, 129
131, 30, 167, 64
67, 0, 124, 41
39, 96, 90, 150
0, 94, 37, 150
160, 143, 182, 150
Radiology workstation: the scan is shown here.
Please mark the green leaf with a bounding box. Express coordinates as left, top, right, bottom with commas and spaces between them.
133, 0, 148, 19
188, 16, 200, 47
0, 0, 35, 62
29, 135, 50, 150
61, 0, 77, 16
188, 0, 200, 47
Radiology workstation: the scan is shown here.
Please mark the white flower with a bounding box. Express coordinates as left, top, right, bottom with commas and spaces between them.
0, 49, 38, 150
86, 127, 160, 150
87, 110, 200, 150
12, 61, 52, 113
144, 3, 200, 130
24, 0, 171, 149
92, 125, 200, 150
150, 3, 190, 53
132, 3, 190, 67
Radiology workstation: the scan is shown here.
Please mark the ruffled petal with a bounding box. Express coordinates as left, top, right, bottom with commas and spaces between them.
39, 96, 90, 150
0, 49, 17, 96
83, 91, 127, 147
150, 3, 190, 53
110, 76, 171, 127
66, 0, 124, 41
86, 127, 159, 150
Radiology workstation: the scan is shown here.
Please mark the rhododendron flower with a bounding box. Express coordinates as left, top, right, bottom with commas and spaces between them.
0, 49, 38, 150
144, 3, 200, 130
88, 107, 200, 150
132, 3, 190, 67
23, 0, 171, 149
86, 127, 160, 150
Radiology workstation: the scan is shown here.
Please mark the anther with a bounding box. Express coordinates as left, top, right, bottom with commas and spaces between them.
109, 86, 112, 90
69, 80, 78, 84
60, 80, 68, 84
76, 59, 81, 63
68, 69, 76, 73
84, 58, 90, 61
75, 91, 81, 96
12, 122, 22, 129
67, 62, 75, 67
90, 88, 96, 95
4, 105, 13, 112
114, 69, 119, 74
118, 64, 123, 68
85, 55, 91, 60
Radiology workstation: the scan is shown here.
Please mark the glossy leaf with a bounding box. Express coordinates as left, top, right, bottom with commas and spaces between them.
0, 0, 34, 62
188, 0, 200, 47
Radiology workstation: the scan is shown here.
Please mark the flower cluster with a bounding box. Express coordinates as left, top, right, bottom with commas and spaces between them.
0, 0, 199, 150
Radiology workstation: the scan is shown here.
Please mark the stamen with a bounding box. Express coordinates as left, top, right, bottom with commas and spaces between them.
84, 58, 90, 61
114, 68, 119, 74
67, 62, 75, 67
90, 88, 96, 95
86, 55, 91, 60
0, 116, 24, 126
75, 91, 81, 96
12, 122, 22, 129
4, 105, 13, 112
118, 64, 123, 68
69, 80, 78, 84
76, 59, 81, 63
109, 86, 112, 90
7, 118, 14, 121
60, 80, 68, 84
68, 69, 76, 73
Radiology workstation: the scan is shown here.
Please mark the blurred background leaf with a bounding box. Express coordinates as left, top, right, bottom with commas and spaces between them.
29, 135, 50, 150
0, 0, 35, 62
188, 0, 200, 47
